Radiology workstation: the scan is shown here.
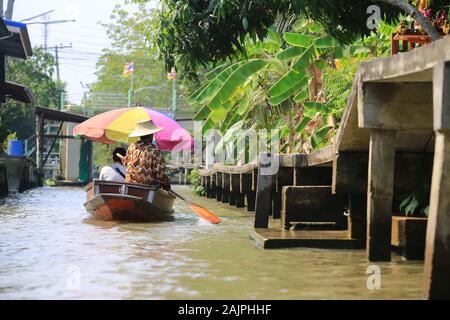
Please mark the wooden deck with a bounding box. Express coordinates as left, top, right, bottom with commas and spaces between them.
249, 228, 361, 250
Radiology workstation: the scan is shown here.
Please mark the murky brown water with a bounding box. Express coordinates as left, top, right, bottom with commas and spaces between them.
0, 186, 423, 299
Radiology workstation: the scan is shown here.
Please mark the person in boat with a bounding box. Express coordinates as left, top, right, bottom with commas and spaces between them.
98, 147, 127, 182
122, 119, 171, 190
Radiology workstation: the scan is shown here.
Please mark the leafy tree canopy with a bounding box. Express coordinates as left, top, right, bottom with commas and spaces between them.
0, 48, 64, 143
134, 0, 404, 75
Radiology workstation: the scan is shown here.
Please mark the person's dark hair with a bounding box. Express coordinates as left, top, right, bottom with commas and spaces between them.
112, 147, 126, 162
141, 134, 153, 143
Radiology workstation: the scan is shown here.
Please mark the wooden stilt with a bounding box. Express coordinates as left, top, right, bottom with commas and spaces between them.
349, 194, 367, 247
424, 61, 450, 299
254, 153, 274, 228
231, 174, 244, 208
215, 172, 222, 201
246, 191, 256, 211
366, 129, 396, 261
423, 131, 450, 299
210, 174, 217, 198
221, 173, 230, 203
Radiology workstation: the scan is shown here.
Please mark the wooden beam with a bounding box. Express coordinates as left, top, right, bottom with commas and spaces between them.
44, 134, 77, 139
294, 166, 332, 186
332, 152, 368, 194
358, 82, 433, 130
281, 186, 347, 230
366, 129, 396, 261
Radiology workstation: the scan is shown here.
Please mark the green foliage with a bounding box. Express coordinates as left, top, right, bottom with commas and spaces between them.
0, 48, 64, 143
88, 3, 183, 112
188, 22, 348, 155
399, 185, 431, 217
188, 168, 205, 196
141, 0, 401, 75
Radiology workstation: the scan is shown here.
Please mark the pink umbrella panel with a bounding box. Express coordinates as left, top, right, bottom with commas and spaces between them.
73, 107, 194, 151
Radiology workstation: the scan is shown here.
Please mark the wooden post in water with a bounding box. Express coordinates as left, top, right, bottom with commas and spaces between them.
232, 174, 244, 208
228, 173, 236, 206
423, 61, 450, 299
366, 129, 396, 261
210, 173, 217, 198
254, 153, 274, 228
215, 172, 222, 202
349, 195, 367, 246
205, 175, 212, 198
241, 173, 255, 211
221, 172, 230, 203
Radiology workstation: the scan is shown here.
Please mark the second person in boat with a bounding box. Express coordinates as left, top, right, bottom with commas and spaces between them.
122, 119, 171, 190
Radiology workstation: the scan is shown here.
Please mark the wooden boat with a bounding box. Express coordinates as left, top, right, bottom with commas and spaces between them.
84, 180, 176, 222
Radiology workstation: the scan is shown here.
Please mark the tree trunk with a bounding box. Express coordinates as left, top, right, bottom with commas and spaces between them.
377, 0, 440, 41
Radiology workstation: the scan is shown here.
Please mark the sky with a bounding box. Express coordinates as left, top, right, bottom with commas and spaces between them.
11, 0, 151, 105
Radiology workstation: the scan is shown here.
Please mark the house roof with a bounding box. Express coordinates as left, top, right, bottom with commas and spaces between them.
0, 18, 33, 59
35, 106, 89, 123
4, 81, 35, 104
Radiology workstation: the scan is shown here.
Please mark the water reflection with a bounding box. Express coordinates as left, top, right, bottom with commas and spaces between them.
0, 186, 423, 299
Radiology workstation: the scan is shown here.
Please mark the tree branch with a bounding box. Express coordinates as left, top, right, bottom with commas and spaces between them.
377, 0, 440, 41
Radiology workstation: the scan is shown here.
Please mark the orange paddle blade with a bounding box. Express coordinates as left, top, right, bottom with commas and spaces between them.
187, 202, 221, 224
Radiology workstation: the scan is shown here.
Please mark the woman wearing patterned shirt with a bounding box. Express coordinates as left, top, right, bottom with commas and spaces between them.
122, 119, 171, 190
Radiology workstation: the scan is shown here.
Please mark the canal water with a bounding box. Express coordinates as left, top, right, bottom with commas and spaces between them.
0, 186, 423, 299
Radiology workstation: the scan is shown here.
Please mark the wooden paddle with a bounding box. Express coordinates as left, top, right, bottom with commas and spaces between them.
168, 189, 221, 224
116, 153, 221, 224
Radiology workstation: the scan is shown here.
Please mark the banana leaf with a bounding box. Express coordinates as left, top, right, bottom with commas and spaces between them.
190, 61, 244, 105
268, 74, 308, 106
284, 33, 316, 47
292, 45, 316, 71
208, 59, 268, 110
277, 46, 305, 60
311, 125, 333, 149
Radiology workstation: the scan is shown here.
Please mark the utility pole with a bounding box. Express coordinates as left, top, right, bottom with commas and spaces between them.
4, 0, 13, 19
53, 44, 71, 111
54, 44, 71, 81
0, 1, 4, 18
28, 18, 76, 51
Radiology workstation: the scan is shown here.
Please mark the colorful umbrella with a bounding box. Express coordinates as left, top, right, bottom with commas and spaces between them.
73, 107, 193, 151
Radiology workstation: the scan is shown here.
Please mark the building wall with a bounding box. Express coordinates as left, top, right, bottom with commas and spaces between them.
61, 123, 81, 181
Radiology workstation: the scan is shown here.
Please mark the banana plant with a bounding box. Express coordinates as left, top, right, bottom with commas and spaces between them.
189, 22, 346, 158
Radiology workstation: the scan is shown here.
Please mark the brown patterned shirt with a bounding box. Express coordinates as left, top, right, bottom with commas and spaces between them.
122, 141, 170, 189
